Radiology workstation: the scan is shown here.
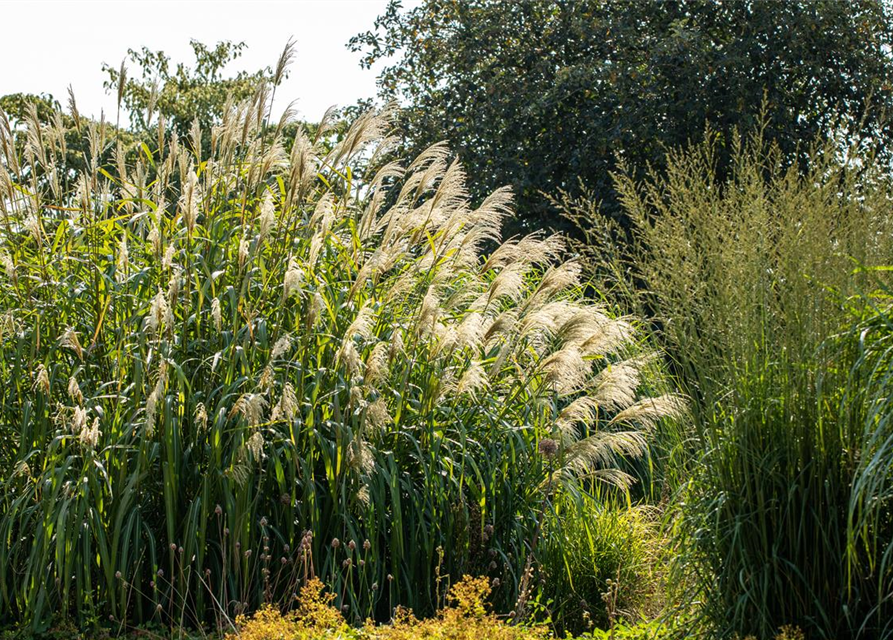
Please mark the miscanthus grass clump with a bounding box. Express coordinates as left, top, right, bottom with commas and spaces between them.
0, 71, 682, 631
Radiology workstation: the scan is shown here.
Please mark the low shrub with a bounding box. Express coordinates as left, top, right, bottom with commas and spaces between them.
228, 575, 547, 640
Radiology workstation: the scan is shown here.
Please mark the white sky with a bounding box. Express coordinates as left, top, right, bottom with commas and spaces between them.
0, 0, 412, 122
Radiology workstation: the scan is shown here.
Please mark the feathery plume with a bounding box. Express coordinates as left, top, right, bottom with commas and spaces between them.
162, 245, 175, 270
488, 263, 528, 304
238, 233, 250, 268
116, 237, 129, 282
78, 417, 102, 449
68, 376, 84, 406
147, 225, 161, 259
271, 383, 297, 423
146, 290, 173, 335
526, 261, 582, 309
273, 38, 297, 87
258, 191, 276, 241
211, 297, 222, 333
270, 334, 293, 361
307, 291, 323, 329
591, 360, 642, 412
347, 437, 376, 475
33, 364, 50, 394
246, 431, 265, 461
483, 233, 565, 273
168, 269, 180, 304
180, 169, 200, 233
541, 347, 589, 395
336, 340, 362, 377
195, 403, 208, 433
416, 288, 440, 337
610, 394, 688, 431
79, 417, 102, 450
116, 60, 128, 112
556, 395, 600, 441
68, 405, 88, 435
365, 342, 390, 386
366, 397, 391, 431
457, 361, 489, 398
231, 393, 268, 426
0, 251, 15, 283
283, 257, 303, 299
67, 85, 81, 131
579, 319, 635, 357
60, 327, 84, 360
343, 304, 376, 342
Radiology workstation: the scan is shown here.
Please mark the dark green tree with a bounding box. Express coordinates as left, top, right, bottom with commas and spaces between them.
350, 0, 893, 234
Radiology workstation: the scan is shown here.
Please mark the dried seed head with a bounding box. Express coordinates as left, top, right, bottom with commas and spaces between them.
246, 431, 265, 460
258, 191, 276, 240
146, 289, 173, 335
33, 364, 50, 395
148, 225, 161, 257
211, 297, 222, 333
365, 342, 390, 386
67, 376, 83, 405
283, 257, 303, 299
270, 334, 292, 361
0, 251, 15, 282
60, 327, 84, 360
238, 233, 250, 268
307, 291, 323, 329
365, 397, 391, 431
162, 245, 175, 270
538, 438, 558, 458
271, 383, 297, 423
79, 417, 102, 449
194, 403, 208, 433
232, 393, 267, 426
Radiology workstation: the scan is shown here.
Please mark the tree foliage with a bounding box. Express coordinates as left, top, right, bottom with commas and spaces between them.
350, 0, 893, 233
103, 39, 276, 136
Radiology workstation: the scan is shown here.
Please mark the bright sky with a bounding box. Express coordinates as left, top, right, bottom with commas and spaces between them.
0, 0, 411, 122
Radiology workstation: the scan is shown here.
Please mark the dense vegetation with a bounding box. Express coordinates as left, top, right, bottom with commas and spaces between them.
561, 132, 893, 637
350, 0, 893, 233
0, 72, 681, 634
1, 2, 893, 639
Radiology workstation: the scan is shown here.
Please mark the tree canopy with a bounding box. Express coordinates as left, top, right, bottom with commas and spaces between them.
102, 39, 277, 136
350, 0, 893, 233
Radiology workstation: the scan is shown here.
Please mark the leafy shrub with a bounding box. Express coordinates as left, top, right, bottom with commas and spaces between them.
578, 620, 674, 640
0, 73, 681, 631
228, 578, 354, 640
566, 130, 893, 637
229, 575, 546, 640
368, 576, 548, 640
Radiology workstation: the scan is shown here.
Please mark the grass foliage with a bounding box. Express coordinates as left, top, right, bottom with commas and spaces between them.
0, 75, 681, 632
537, 496, 660, 634
567, 131, 893, 638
